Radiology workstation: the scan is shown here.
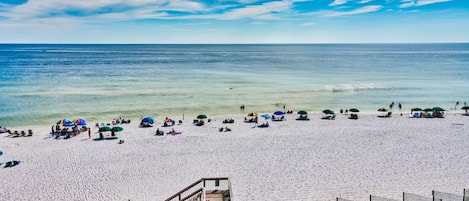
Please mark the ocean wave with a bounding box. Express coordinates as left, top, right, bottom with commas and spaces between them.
324, 83, 391, 93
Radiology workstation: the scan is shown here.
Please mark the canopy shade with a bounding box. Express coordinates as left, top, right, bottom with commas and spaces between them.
99, 126, 112, 132
197, 114, 208, 119
297, 110, 308, 115
377, 108, 388, 112
111, 127, 124, 132
322, 109, 334, 114
273, 111, 285, 115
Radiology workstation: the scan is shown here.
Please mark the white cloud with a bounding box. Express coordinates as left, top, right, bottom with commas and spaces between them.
417, 0, 451, 6
359, 0, 373, 3
325, 5, 382, 16
301, 22, 315, 26
219, 0, 294, 20
2, 0, 204, 21
399, 0, 452, 8
329, 0, 347, 6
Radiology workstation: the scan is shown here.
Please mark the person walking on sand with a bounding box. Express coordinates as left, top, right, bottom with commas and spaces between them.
87, 127, 91, 139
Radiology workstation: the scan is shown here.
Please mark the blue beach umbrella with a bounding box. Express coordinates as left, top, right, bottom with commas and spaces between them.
273, 111, 285, 115
56, 119, 74, 127
261, 114, 271, 119
0, 150, 3, 156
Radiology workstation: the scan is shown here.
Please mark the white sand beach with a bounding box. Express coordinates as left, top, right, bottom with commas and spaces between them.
1, 112, 468, 201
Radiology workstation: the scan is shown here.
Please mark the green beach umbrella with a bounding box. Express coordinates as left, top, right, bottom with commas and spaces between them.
423, 108, 433, 112
99, 126, 112, 132
111, 127, 124, 132
322, 109, 334, 114
197, 114, 208, 119
432, 107, 445, 112
297, 110, 308, 115
349, 108, 359, 113
461, 106, 469, 113
411, 108, 422, 111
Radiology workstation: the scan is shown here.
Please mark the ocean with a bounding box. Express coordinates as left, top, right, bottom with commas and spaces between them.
1, 44, 468, 127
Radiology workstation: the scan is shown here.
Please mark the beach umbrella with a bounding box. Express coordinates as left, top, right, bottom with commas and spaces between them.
99, 126, 112, 132
297, 110, 308, 115
141, 116, 155, 124
197, 114, 208, 119
461, 106, 469, 113
56, 118, 74, 127
73, 118, 87, 126
0, 150, 3, 156
423, 108, 433, 112
111, 126, 124, 132
411, 108, 422, 111
165, 118, 174, 123
432, 107, 445, 112
247, 112, 257, 117
273, 111, 285, 115
322, 109, 334, 114
349, 108, 359, 113
261, 114, 271, 119
377, 108, 388, 112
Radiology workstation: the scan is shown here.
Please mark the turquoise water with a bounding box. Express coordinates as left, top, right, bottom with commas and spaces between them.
1, 44, 468, 127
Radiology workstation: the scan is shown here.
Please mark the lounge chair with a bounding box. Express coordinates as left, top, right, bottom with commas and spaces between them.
25, 130, 33, 137
11, 131, 20, 138
349, 114, 358, 119
321, 114, 336, 120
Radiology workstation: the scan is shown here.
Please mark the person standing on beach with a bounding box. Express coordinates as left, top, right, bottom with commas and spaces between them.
87, 127, 91, 138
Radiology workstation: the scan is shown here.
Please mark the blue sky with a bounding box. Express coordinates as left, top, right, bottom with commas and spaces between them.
0, 0, 468, 43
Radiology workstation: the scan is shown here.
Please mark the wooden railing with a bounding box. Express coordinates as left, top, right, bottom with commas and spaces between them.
165, 177, 231, 201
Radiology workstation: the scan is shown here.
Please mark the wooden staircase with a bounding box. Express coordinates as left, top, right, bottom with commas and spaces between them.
165, 177, 232, 201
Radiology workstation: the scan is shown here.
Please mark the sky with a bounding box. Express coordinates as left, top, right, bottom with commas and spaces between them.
0, 0, 468, 43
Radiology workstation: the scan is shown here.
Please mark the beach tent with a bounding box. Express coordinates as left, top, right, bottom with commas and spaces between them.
141, 116, 155, 124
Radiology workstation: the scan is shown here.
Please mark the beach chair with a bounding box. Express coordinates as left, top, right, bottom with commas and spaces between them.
25, 129, 33, 137
11, 131, 20, 137
385, 112, 392, 117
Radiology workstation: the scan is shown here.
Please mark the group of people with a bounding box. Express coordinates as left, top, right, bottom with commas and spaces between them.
52, 124, 91, 139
